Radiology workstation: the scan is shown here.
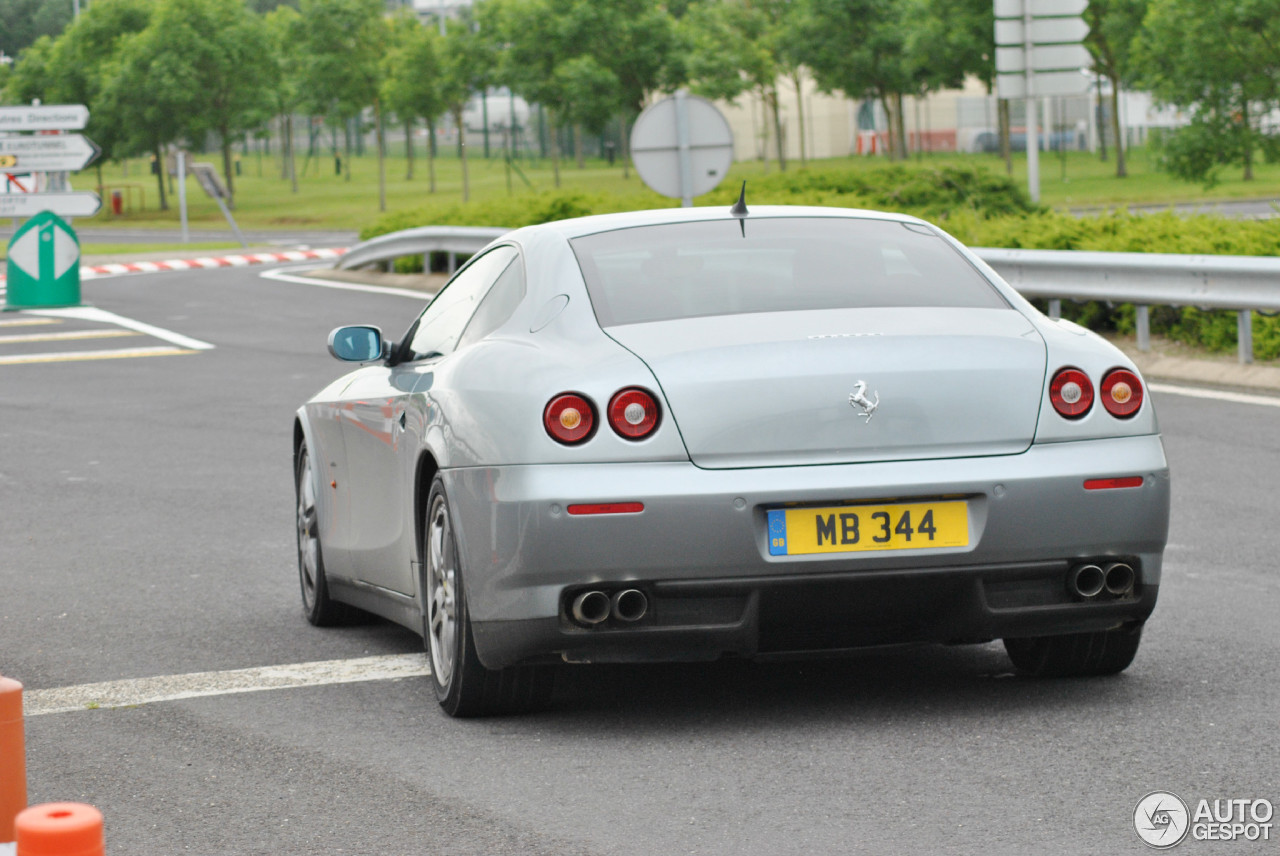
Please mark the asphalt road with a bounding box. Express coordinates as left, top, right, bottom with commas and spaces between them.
2, 265, 1278, 855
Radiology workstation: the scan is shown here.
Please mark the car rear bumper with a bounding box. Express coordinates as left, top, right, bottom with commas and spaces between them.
444, 434, 1169, 669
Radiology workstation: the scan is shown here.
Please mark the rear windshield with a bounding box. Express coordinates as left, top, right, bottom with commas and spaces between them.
569, 217, 1007, 327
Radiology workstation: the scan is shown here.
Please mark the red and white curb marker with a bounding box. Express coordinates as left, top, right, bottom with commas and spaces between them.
0, 247, 347, 290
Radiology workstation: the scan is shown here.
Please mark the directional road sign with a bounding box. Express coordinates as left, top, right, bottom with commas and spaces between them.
0, 104, 90, 132
997, 69, 1091, 99
994, 0, 1087, 16
995, 16, 1090, 45
995, 43, 1092, 73
0, 134, 101, 172
6, 211, 81, 309
0, 192, 102, 218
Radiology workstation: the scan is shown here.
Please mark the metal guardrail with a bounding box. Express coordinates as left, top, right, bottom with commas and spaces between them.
335, 226, 1280, 365
975, 248, 1280, 364
336, 225, 509, 275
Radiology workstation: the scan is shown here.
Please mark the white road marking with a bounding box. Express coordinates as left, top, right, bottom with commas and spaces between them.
0, 317, 59, 327
0, 345, 197, 365
260, 265, 428, 299
27, 306, 215, 350
1150, 382, 1280, 408
23, 654, 431, 716
0, 329, 139, 344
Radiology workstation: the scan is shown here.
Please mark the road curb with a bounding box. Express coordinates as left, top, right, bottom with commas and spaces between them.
0, 248, 347, 289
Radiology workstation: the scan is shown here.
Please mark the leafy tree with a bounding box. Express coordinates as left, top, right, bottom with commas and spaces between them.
793, 0, 915, 160
264, 4, 303, 192
437, 10, 494, 201
7, 0, 153, 191
0, 0, 73, 59
3, 34, 57, 104
96, 26, 192, 210
136, 0, 275, 203
1135, 0, 1280, 183
382, 11, 444, 187
292, 0, 386, 183
1085, 0, 1147, 178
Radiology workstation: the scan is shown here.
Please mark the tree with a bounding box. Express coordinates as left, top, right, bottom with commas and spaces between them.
138, 0, 276, 204
1085, 0, 1147, 178
382, 12, 444, 187
0, 0, 73, 59
9, 0, 153, 192
265, 5, 303, 192
293, 0, 386, 184
438, 11, 494, 202
1134, 0, 1280, 183
793, 0, 915, 160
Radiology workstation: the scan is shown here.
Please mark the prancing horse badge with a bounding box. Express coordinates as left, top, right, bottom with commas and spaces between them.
849, 381, 879, 423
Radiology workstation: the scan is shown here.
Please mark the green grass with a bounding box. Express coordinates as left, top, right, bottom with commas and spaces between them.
0, 241, 243, 261
67, 144, 1280, 236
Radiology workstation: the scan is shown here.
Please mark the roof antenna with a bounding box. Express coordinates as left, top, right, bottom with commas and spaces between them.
729, 181, 748, 237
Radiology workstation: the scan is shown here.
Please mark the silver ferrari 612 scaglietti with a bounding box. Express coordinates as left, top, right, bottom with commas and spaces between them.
294, 204, 1170, 717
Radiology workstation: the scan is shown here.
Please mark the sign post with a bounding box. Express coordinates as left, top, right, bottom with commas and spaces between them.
5, 211, 81, 309
994, 0, 1091, 202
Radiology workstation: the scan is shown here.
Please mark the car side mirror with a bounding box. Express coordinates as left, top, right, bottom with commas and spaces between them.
327, 325, 385, 362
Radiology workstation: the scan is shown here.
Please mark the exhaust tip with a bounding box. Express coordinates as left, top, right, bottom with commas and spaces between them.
1068, 564, 1105, 599
1103, 562, 1135, 596
571, 590, 611, 626
611, 589, 648, 623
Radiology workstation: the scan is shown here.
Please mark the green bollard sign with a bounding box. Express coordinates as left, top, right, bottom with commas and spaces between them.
5, 211, 82, 310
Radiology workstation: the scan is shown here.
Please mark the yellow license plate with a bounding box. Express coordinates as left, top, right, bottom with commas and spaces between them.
766, 501, 969, 556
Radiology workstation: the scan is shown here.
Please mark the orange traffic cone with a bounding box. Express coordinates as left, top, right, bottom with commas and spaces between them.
15, 804, 103, 856
0, 677, 26, 846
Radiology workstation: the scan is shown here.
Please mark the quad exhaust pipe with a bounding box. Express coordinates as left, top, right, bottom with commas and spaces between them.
1066, 561, 1135, 600
570, 588, 649, 627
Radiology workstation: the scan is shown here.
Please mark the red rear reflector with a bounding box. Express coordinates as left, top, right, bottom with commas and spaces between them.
1084, 477, 1144, 490
567, 502, 645, 515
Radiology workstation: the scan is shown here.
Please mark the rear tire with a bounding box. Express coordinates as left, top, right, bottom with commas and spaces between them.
295, 443, 358, 626
423, 476, 554, 717
1004, 624, 1144, 677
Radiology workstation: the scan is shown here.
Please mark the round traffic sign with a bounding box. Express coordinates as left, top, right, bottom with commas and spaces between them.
630, 92, 733, 204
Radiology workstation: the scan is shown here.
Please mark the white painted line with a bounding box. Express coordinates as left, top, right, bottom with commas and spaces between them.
0, 345, 196, 365
1150, 382, 1280, 408
260, 265, 429, 300
0, 329, 139, 344
29, 306, 216, 350
23, 654, 431, 716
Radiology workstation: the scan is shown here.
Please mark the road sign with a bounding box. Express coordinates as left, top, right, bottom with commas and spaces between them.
0, 104, 89, 132
997, 69, 1091, 99
631, 91, 733, 207
996, 43, 1092, 73
0, 134, 101, 172
994, 0, 1087, 16
995, 16, 1090, 45
5, 211, 81, 309
0, 192, 102, 218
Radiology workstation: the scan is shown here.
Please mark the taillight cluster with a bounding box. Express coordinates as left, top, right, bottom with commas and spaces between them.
1049, 367, 1144, 419
544, 387, 661, 444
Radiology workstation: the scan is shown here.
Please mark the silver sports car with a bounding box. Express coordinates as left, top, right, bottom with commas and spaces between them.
294, 204, 1170, 717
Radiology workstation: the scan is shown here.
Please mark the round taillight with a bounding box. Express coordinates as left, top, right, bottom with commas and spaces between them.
1100, 368, 1143, 418
544, 393, 595, 444
1050, 367, 1093, 419
607, 387, 660, 439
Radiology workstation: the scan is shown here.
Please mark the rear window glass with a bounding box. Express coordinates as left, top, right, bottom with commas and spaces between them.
569, 217, 1007, 327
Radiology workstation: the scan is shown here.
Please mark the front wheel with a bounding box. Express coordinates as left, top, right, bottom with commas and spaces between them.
1004, 624, 1144, 677
295, 443, 357, 626
423, 476, 554, 717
